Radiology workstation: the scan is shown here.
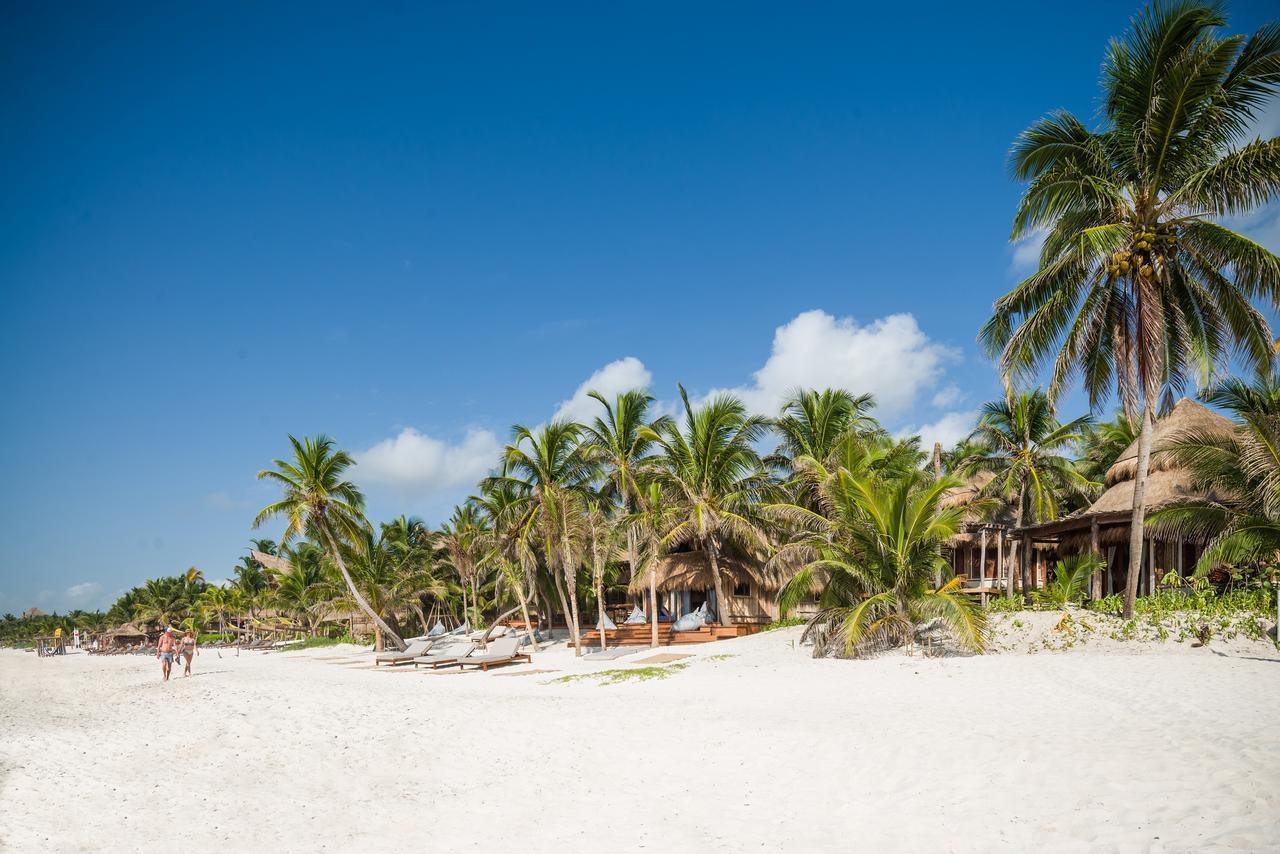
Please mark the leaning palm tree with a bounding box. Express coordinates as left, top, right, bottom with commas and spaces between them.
254, 434, 404, 649
484, 420, 597, 653
580, 389, 670, 647
980, 1, 1280, 617
962, 389, 1096, 598
774, 466, 986, 657
644, 387, 774, 626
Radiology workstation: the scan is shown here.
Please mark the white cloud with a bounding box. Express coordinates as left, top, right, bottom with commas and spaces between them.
1009, 227, 1048, 274
354, 428, 501, 496
902, 410, 978, 452
931, 384, 964, 408
552, 356, 652, 423
716, 310, 957, 419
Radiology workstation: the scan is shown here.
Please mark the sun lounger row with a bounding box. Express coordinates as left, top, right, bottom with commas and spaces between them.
372, 635, 531, 671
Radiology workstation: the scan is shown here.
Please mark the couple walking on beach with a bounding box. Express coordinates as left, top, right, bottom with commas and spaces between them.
156, 627, 195, 682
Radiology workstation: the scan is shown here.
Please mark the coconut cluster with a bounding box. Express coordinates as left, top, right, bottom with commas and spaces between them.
1106, 225, 1177, 278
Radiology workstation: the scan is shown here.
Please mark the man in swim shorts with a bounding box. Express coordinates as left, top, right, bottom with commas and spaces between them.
156, 627, 177, 682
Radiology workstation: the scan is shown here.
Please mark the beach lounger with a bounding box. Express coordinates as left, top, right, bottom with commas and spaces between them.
412, 641, 475, 669
454, 637, 530, 672
374, 638, 434, 666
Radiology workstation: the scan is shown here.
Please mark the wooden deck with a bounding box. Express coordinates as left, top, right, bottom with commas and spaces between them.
576, 622, 761, 646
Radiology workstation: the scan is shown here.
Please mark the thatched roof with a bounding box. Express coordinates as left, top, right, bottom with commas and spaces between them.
251, 550, 292, 573
104, 623, 147, 640
940, 471, 995, 510
628, 550, 779, 595
1104, 398, 1234, 486
1089, 467, 1224, 515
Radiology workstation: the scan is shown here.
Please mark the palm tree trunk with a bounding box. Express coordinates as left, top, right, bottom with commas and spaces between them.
706, 538, 732, 627
1123, 400, 1156, 619
320, 528, 405, 650
550, 568, 573, 649
1014, 482, 1027, 602
410, 602, 429, 636
649, 558, 659, 649
564, 564, 584, 656
596, 574, 607, 653
515, 575, 540, 652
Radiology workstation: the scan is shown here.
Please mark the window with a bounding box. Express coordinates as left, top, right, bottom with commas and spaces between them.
732, 581, 751, 597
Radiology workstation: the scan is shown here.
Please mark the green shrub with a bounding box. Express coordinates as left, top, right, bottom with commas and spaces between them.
762, 617, 807, 632
984, 596, 1025, 613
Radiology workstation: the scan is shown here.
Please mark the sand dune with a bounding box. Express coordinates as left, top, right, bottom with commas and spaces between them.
2, 627, 1277, 852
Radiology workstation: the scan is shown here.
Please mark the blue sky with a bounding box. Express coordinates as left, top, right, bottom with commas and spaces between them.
3, 1, 1278, 614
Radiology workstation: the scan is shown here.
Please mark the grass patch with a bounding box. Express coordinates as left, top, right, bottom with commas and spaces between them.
762, 617, 807, 631
703, 653, 735, 661
292, 636, 345, 649
551, 663, 690, 685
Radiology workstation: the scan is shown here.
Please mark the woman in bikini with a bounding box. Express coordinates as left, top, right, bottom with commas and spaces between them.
180, 630, 196, 677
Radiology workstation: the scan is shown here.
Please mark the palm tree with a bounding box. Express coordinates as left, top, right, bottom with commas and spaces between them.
270, 542, 331, 636
133, 577, 190, 631
627, 480, 684, 639
582, 495, 623, 652
644, 387, 774, 627
1075, 411, 1141, 484
769, 388, 878, 472
436, 502, 489, 628
963, 390, 1096, 598
255, 434, 404, 649
329, 530, 426, 651
485, 420, 597, 653
381, 516, 442, 633
197, 585, 241, 637
580, 389, 669, 647
475, 482, 542, 650
1153, 377, 1280, 573
774, 465, 986, 657
981, 0, 1280, 617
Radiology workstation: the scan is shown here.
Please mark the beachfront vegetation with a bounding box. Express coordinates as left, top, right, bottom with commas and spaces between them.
982, 0, 1280, 620
12, 1, 1278, 661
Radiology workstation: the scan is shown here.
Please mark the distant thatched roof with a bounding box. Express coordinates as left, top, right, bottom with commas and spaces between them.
1104, 398, 1234, 486
940, 472, 995, 512
628, 550, 779, 595
104, 623, 147, 639
941, 472, 1018, 540
251, 550, 292, 573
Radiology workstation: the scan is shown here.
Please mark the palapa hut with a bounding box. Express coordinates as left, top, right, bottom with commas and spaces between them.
1017, 398, 1234, 597
103, 622, 148, 647
942, 472, 1013, 594
625, 545, 780, 629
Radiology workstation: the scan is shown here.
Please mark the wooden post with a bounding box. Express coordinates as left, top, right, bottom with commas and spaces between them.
996, 533, 1004, 587
1105, 546, 1116, 596
1152, 537, 1162, 591
979, 529, 988, 585
1022, 533, 1032, 597
1090, 516, 1101, 601
1177, 537, 1185, 578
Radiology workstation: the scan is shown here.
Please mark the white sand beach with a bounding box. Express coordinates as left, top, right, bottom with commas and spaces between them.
3, 626, 1278, 853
